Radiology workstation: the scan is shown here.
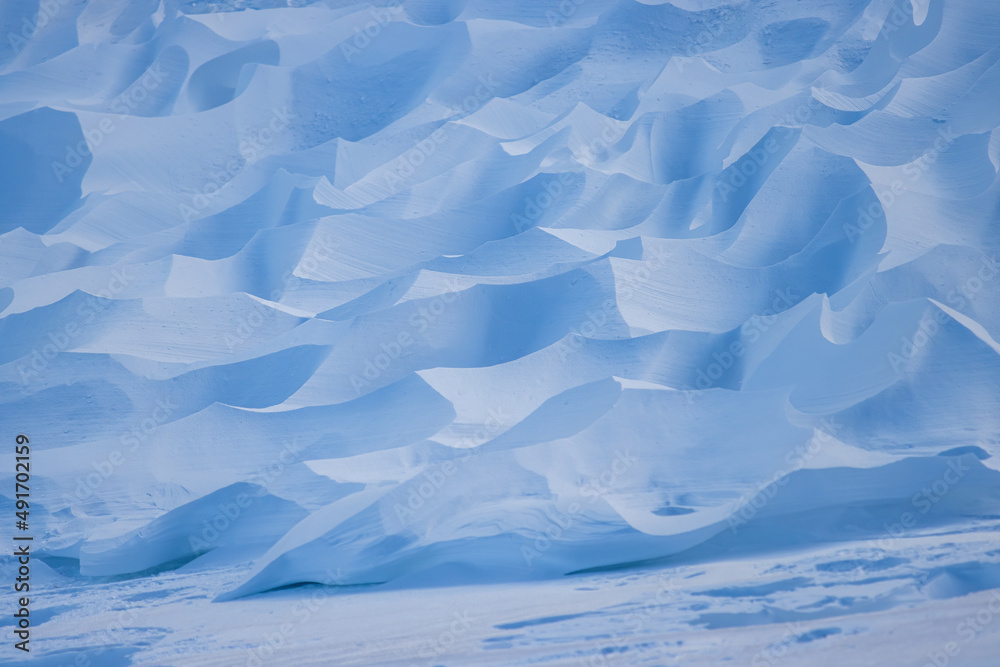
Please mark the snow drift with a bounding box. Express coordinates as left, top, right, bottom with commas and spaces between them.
1, 0, 998, 602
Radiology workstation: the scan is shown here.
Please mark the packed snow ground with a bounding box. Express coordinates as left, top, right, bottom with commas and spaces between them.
1, 0, 1000, 664
12, 528, 1000, 665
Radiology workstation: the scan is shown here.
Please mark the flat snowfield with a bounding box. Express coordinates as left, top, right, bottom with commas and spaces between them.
1, 0, 999, 664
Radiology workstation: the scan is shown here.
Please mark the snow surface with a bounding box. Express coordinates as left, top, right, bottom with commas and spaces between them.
1, 0, 999, 664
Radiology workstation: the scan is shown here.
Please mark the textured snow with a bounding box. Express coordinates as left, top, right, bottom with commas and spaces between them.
1, 0, 1000, 664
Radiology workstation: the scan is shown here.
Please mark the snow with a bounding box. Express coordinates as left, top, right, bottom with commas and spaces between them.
1, 0, 999, 664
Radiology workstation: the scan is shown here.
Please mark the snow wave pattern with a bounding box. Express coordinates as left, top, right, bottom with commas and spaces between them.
1, 0, 999, 599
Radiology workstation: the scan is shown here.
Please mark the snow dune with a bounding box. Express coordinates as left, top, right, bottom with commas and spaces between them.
0, 0, 998, 613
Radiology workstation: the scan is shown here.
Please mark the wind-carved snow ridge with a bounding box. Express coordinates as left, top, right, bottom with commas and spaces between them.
0, 0, 999, 604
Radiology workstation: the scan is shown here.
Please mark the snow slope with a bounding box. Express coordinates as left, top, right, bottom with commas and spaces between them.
1, 0, 999, 663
